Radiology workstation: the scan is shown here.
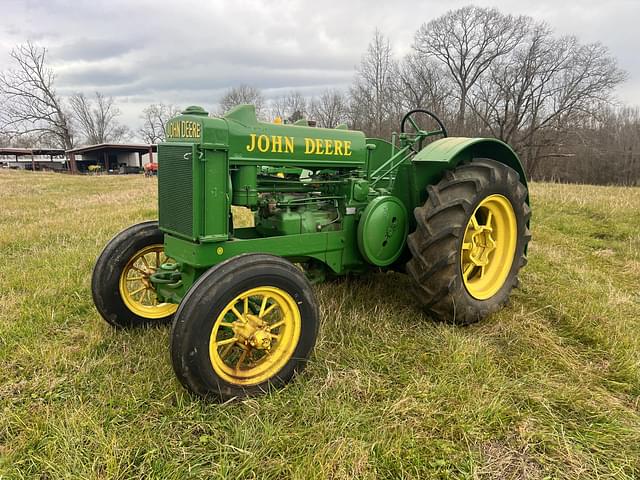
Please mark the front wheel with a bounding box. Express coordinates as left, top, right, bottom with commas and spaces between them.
170, 254, 319, 400
91, 221, 178, 328
406, 159, 531, 324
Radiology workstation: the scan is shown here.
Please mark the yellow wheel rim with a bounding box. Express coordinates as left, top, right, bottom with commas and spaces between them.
461, 194, 517, 300
209, 287, 301, 386
119, 244, 178, 318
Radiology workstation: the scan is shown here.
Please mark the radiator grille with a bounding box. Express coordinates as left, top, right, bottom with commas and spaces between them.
158, 144, 194, 239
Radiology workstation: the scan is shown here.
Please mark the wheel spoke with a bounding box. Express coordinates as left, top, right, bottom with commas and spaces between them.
141, 255, 150, 270
470, 215, 480, 231
462, 242, 472, 251
463, 263, 475, 280
230, 305, 244, 321
244, 296, 249, 315
129, 286, 146, 297
132, 266, 148, 276
219, 341, 235, 359
235, 349, 247, 370
126, 275, 145, 282
219, 321, 235, 328
408, 116, 420, 132
269, 319, 286, 330
245, 350, 259, 367
485, 210, 493, 229
259, 296, 269, 317
136, 289, 148, 302
262, 303, 278, 318
479, 265, 486, 279
216, 337, 238, 347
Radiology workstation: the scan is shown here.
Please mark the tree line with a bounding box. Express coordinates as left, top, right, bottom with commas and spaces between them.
1, 6, 638, 185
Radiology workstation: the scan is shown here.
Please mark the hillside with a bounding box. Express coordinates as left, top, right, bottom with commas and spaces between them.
1, 170, 639, 479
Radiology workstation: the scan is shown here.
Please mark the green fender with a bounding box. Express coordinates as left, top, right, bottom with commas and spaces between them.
412, 137, 529, 203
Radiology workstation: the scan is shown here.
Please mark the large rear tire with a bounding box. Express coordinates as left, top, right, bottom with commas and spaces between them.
406, 159, 531, 325
170, 254, 319, 400
92, 221, 178, 328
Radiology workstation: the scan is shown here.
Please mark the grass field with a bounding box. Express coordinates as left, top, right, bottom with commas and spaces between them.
1, 169, 639, 479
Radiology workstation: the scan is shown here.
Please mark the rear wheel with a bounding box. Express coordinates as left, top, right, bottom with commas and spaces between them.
92, 221, 178, 328
406, 159, 531, 324
170, 254, 319, 400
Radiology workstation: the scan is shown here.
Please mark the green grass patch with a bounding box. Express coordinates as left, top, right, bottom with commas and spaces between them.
1, 170, 640, 478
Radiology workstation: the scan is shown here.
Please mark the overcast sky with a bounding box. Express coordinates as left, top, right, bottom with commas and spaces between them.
1, 0, 639, 137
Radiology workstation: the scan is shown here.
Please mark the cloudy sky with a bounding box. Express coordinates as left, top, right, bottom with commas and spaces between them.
1, 0, 639, 137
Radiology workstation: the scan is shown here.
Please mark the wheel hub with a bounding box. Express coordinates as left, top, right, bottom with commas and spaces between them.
250, 330, 273, 350
119, 244, 178, 319
468, 225, 496, 267
460, 194, 518, 300
232, 314, 274, 350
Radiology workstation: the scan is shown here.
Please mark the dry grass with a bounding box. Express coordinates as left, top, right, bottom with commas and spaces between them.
1, 170, 640, 479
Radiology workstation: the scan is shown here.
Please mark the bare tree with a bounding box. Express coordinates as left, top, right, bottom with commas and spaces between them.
271, 91, 308, 123
69, 92, 129, 145
0, 127, 62, 148
396, 53, 454, 119
0, 122, 11, 146
528, 106, 640, 185
414, 6, 529, 132
594, 107, 640, 185
0, 42, 73, 148
218, 85, 265, 117
468, 25, 627, 175
350, 30, 400, 137
139, 103, 181, 143
468, 23, 560, 144
310, 89, 349, 128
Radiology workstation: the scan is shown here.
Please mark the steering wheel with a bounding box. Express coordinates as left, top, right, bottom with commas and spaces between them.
400, 109, 448, 151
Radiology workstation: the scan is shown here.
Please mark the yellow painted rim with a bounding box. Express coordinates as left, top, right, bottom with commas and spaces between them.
461, 194, 517, 300
118, 244, 178, 318
209, 286, 301, 386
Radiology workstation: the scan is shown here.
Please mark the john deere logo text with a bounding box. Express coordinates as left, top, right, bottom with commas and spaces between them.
246, 134, 352, 156
166, 120, 201, 139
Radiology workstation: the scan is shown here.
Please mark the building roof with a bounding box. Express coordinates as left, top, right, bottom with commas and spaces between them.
0, 147, 66, 156
66, 143, 157, 155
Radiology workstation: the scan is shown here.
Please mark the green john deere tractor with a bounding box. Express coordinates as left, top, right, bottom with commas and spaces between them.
92, 104, 531, 400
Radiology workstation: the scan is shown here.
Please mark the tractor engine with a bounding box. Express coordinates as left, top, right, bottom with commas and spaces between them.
255, 192, 342, 236
156, 104, 368, 247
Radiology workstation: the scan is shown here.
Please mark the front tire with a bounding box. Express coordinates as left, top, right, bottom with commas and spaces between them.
406, 159, 531, 324
170, 254, 319, 400
91, 221, 178, 328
